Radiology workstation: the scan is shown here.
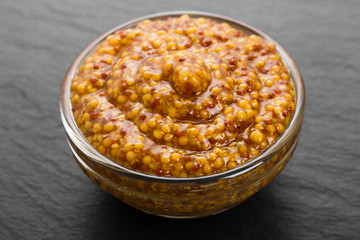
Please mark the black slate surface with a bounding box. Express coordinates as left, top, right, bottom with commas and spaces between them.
1, 0, 360, 239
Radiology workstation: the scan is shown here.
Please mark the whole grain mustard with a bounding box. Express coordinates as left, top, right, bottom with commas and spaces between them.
71, 15, 295, 177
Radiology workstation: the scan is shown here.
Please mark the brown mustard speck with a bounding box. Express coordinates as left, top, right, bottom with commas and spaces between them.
71, 15, 295, 177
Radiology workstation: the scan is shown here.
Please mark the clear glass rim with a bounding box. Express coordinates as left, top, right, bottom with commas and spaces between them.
60, 11, 305, 183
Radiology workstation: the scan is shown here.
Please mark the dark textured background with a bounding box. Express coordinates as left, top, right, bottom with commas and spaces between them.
1, 0, 359, 239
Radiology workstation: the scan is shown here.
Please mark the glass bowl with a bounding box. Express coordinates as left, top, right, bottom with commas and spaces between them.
60, 11, 305, 218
